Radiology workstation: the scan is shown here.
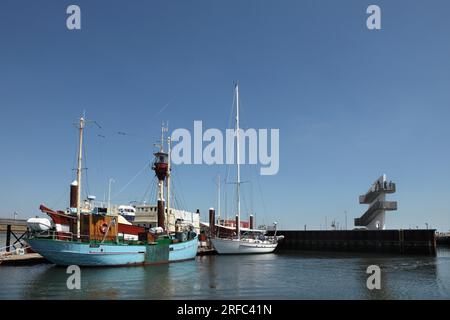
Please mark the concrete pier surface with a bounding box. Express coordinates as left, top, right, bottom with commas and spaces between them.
0, 253, 47, 266
269, 229, 436, 255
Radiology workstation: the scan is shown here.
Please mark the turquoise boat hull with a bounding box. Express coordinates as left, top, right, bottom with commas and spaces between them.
169, 236, 199, 262
28, 235, 198, 267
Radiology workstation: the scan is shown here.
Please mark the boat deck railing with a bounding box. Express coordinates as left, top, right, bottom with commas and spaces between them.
31, 230, 90, 242
212, 234, 281, 244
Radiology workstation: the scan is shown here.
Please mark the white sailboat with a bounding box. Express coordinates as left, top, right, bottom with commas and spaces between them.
210, 84, 283, 254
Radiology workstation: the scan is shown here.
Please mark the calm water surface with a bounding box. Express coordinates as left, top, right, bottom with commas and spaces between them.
1, 242, 449, 299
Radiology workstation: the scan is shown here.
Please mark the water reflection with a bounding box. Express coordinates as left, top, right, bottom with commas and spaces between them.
1, 250, 449, 299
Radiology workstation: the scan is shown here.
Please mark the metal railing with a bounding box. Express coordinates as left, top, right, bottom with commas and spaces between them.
360, 183, 396, 203
355, 200, 398, 226
31, 230, 90, 242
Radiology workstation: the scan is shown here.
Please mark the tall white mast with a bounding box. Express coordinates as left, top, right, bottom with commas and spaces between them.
217, 174, 221, 224
76, 116, 85, 240
236, 84, 241, 240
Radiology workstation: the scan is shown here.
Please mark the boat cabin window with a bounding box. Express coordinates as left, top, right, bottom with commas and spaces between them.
96, 207, 107, 214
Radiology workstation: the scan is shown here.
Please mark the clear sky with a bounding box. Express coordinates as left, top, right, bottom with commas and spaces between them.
1, 0, 449, 231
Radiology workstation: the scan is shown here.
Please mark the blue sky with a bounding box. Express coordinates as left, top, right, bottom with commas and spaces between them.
1, 0, 450, 231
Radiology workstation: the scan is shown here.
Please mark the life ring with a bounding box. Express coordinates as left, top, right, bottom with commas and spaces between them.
99, 223, 108, 234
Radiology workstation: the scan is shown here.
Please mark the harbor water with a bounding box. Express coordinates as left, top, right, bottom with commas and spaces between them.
1, 235, 450, 299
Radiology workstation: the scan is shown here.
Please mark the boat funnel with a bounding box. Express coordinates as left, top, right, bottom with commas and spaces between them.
70, 180, 78, 208
209, 208, 216, 237
157, 199, 165, 229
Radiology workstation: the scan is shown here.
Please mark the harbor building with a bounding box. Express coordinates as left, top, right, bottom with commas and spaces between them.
132, 204, 200, 234
133, 204, 158, 229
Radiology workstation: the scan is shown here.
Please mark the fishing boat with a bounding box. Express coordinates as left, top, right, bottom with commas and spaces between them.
27, 117, 198, 266
210, 84, 283, 254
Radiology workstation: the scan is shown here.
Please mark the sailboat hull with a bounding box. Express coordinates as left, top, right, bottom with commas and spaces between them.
210, 238, 277, 254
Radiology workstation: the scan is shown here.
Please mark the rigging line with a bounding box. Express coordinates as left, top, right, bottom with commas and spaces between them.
172, 168, 187, 210
250, 179, 254, 215
82, 133, 91, 198
238, 94, 251, 131
50, 188, 70, 210
213, 174, 220, 215
173, 176, 185, 211
227, 85, 236, 133
149, 178, 157, 205
244, 184, 250, 219
228, 85, 239, 219
170, 183, 176, 209
71, 140, 78, 182
156, 96, 177, 115
223, 151, 233, 219
224, 168, 228, 221
96, 131, 106, 202
171, 184, 179, 210
176, 181, 186, 211
111, 161, 150, 200
169, 179, 177, 210
141, 180, 153, 204
217, 85, 237, 221
220, 175, 226, 222
255, 170, 268, 218
147, 178, 155, 204
150, 177, 157, 204
175, 190, 183, 211
172, 173, 186, 211
251, 169, 258, 214
179, 178, 187, 209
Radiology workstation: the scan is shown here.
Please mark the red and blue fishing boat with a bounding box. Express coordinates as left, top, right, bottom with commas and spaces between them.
27, 117, 198, 266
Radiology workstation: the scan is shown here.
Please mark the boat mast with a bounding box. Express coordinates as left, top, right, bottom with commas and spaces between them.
217, 173, 221, 225
166, 135, 171, 232
236, 84, 241, 240
76, 116, 85, 240
153, 123, 170, 232
158, 124, 165, 209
